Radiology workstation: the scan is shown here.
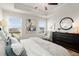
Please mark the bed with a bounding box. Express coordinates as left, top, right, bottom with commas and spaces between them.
20, 37, 70, 56
0, 27, 70, 56
0, 36, 70, 56
0, 34, 70, 56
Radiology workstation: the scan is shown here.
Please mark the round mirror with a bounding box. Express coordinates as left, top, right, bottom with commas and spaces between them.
60, 17, 74, 30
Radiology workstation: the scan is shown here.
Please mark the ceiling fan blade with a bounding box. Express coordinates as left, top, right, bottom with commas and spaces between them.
48, 3, 58, 5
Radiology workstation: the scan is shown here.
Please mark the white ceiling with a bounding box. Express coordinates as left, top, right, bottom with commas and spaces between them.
23, 3, 63, 13
15, 3, 64, 15
0, 3, 29, 14
0, 3, 64, 18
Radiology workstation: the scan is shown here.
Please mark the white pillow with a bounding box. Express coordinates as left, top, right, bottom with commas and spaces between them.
7, 34, 19, 44
10, 37, 19, 44
11, 42, 24, 55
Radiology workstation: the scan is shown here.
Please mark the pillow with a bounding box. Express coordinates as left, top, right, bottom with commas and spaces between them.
11, 42, 25, 55
10, 37, 19, 44
7, 34, 19, 44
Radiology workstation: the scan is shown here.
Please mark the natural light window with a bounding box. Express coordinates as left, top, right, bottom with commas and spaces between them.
8, 16, 22, 39
38, 20, 46, 33
8, 16, 22, 28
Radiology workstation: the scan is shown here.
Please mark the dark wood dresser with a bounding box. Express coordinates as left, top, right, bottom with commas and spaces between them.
52, 32, 79, 53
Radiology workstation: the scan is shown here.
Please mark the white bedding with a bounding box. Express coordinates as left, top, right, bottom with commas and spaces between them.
20, 37, 70, 56
0, 36, 70, 56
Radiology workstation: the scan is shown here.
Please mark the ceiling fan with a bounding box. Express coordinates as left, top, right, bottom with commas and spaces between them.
48, 3, 58, 5
34, 3, 58, 11
45, 3, 58, 10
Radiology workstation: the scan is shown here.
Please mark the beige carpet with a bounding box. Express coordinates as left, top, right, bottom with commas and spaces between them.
67, 49, 79, 56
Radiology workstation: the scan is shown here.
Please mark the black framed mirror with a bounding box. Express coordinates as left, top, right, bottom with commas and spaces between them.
60, 17, 74, 30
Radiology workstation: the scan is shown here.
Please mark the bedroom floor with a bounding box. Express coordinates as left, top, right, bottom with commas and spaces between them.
67, 49, 79, 56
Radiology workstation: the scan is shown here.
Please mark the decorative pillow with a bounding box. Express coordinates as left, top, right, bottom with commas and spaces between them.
11, 42, 25, 55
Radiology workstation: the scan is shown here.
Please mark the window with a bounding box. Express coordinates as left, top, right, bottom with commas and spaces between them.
8, 16, 22, 28
8, 16, 22, 39
38, 20, 46, 33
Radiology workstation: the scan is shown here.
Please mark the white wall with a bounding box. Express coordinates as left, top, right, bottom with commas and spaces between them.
3, 10, 46, 39
47, 4, 79, 33
0, 9, 3, 21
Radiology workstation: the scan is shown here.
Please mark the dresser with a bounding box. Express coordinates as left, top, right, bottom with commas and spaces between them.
52, 32, 79, 53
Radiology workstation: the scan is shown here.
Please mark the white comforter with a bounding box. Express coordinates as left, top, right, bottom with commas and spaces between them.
20, 37, 70, 56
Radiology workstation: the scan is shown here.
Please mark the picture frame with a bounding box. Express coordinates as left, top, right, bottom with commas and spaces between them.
26, 19, 36, 32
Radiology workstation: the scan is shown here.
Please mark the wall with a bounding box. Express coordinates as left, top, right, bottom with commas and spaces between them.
22, 14, 47, 39
0, 9, 3, 21
47, 4, 79, 33
0, 9, 3, 26
3, 10, 46, 39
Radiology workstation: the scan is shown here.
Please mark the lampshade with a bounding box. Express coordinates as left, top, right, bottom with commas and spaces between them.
73, 20, 79, 28
2, 19, 7, 27
72, 20, 79, 33
0, 19, 2, 21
